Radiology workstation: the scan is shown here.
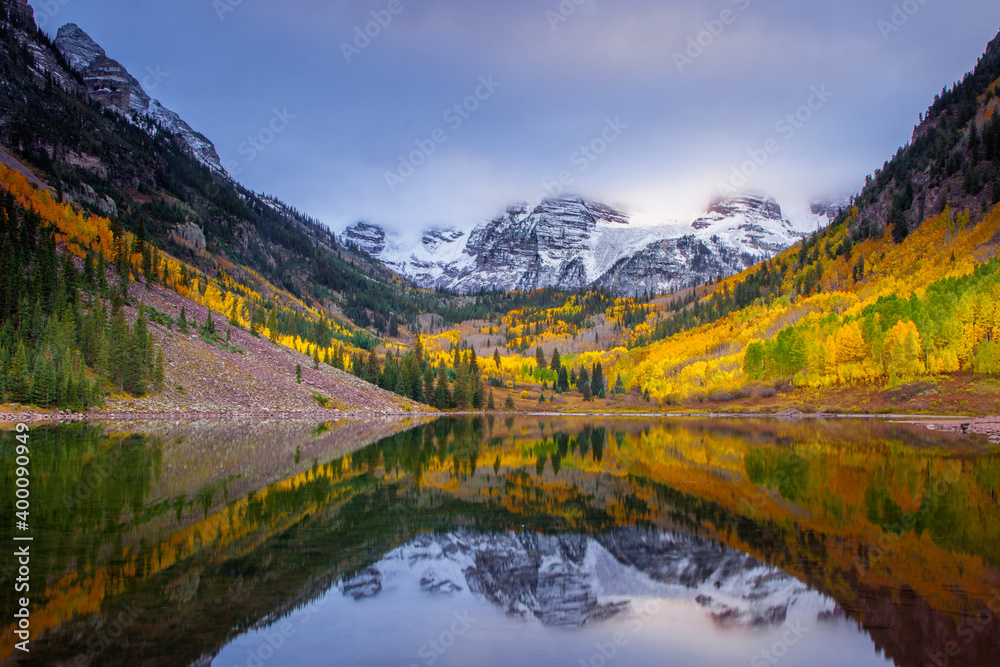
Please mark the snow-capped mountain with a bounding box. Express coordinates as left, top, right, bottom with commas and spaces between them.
337, 528, 838, 629
52, 24, 224, 173
340, 195, 827, 296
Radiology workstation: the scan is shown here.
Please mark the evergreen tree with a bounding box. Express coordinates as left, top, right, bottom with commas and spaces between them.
125, 308, 149, 395
96, 254, 108, 294
365, 349, 381, 383
295, 364, 302, 383
107, 306, 130, 391
414, 336, 424, 365
469, 347, 485, 408
550, 348, 561, 371
494, 349, 502, 370
487, 388, 496, 411
535, 345, 545, 369
9, 341, 30, 404
29, 352, 55, 407
435, 365, 451, 409
178, 307, 189, 334
591, 362, 605, 399
267, 310, 279, 341
557, 367, 569, 394
423, 364, 436, 407
453, 361, 470, 409
141, 246, 154, 287
614, 374, 625, 395
504, 395, 516, 411
203, 309, 216, 336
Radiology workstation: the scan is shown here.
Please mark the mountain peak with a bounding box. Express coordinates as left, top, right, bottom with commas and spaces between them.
51, 22, 224, 173
54, 23, 107, 72
707, 195, 782, 221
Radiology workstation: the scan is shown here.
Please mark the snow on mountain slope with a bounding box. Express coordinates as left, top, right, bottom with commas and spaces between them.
52, 24, 224, 173
341, 195, 830, 296
336, 528, 837, 629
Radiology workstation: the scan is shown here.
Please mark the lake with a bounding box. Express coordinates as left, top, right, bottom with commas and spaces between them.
2, 416, 999, 666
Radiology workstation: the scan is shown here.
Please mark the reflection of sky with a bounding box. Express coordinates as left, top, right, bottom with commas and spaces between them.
27, 0, 1000, 233
212, 534, 894, 667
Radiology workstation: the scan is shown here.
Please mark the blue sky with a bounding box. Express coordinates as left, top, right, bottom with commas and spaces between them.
29, 0, 1000, 234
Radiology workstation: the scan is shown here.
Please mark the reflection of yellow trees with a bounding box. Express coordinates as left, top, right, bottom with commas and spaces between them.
7, 418, 998, 660
0, 462, 368, 657
393, 418, 1000, 621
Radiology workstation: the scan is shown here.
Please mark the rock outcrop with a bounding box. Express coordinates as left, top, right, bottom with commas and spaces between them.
52, 24, 224, 173
342, 195, 825, 296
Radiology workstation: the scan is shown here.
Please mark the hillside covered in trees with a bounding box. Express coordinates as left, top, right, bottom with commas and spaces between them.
2, 0, 1000, 416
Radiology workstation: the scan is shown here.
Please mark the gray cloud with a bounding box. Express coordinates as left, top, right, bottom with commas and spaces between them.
29, 0, 1000, 232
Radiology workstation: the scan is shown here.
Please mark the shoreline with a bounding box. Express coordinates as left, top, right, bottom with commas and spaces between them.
1, 407, 998, 435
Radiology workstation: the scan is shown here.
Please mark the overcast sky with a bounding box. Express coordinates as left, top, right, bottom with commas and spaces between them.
29, 0, 1000, 235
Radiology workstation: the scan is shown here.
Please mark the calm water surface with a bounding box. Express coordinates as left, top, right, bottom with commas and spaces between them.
2, 417, 999, 666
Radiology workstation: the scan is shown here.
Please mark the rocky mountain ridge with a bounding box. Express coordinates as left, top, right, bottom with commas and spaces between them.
338, 528, 836, 629
51, 23, 224, 172
342, 195, 829, 296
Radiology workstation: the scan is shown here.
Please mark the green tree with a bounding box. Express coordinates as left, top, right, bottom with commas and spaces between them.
107, 307, 130, 391
8, 341, 30, 404
435, 365, 452, 409
550, 348, 561, 371
365, 349, 381, 384
267, 310, 279, 342
557, 367, 569, 394
125, 308, 149, 395
203, 309, 216, 336
423, 364, 436, 408
295, 364, 302, 383
153, 348, 165, 391
591, 362, 605, 399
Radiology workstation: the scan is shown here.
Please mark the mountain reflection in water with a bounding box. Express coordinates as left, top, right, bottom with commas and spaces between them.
2, 416, 997, 667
